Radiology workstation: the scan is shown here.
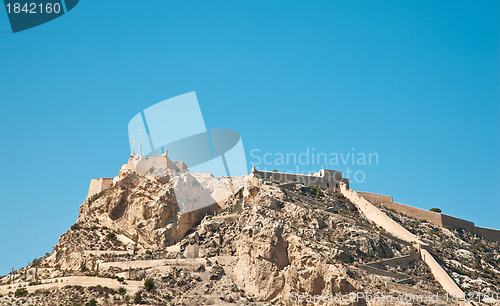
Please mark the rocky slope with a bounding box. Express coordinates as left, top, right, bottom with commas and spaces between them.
0, 172, 499, 305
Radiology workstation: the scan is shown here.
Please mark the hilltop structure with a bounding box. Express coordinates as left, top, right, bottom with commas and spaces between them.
251, 166, 349, 191
82, 155, 500, 303
87, 152, 188, 198
2, 157, 500, 305
87, 158, 499, 244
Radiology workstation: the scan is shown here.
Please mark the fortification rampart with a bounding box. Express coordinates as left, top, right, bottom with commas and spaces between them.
360, 191, 500, 243
420, 248, 465, 299
124, 154, 185, 177
384, 201, 443, 227
474, 226, 500, 243
357, 192, 393, 205
252, 168, 348, 190
364, 253, 420, 270
87, 153, 188, 200
441, 214, 475, 233
87, 178, 113, 198
348, 186, 468, 300
339, 183, 422, 244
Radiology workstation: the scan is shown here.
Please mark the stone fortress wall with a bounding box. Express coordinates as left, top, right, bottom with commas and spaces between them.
358, 191, 500, 243
341, 184, 466, 299
86, 152, 188, 199
124, 154, 188, 177
86, 157, 499, 243
87, 178, 114, 198
419, 248, 466, 300
252, 167, 349, 190
340, 184, 422, 244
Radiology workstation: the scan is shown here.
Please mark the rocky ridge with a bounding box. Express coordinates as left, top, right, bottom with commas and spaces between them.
0, 171, 499, 305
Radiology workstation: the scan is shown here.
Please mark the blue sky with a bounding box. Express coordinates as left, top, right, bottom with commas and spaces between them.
0, 1, 498, 275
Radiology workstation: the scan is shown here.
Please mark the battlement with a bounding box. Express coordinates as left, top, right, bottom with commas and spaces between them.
251, 166, 349, 190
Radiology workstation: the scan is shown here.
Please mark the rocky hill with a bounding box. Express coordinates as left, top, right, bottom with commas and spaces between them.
0, 171, 499, 305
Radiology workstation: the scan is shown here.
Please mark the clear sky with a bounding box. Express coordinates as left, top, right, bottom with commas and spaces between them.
0, 1, 498, 275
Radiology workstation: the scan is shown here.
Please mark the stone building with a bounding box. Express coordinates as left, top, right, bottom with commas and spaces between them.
251, 166, 349, 191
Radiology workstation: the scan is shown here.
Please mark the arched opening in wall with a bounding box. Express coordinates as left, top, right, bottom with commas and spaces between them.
327, 183, 330, 188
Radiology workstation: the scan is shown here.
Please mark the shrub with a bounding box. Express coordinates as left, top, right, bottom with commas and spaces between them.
118, 287, 126, 295
430, 208, 442, 213
117, 277, 125, 283
71, 223, 80, 230
334, 193, 345, 200
14, 288, 28, 297
310, 185, 324, 198
80, 262, 88, 272
133, 291, 142, 304
86, 298, 97, 306
106, 232, 116, 239
31, 257, 42, 267
144, 278, 154, 292
88, 189, 108, 205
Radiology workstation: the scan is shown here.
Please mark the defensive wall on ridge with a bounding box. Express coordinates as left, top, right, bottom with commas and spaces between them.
341, 184, 467, 300
358, 191, 500, 243
252, 168, 349, 190
419, 248, 466, 300
339, 183, 422, 244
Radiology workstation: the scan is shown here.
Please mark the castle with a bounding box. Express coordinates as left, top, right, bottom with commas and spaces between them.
88, 153, 350, 198
250, 166, 349, 191
83, 155, 500, 300
86, 152, 188, 198
86, 156, 499, 244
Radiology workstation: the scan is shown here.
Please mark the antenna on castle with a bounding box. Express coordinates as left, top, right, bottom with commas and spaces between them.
139, 129, 143, 157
